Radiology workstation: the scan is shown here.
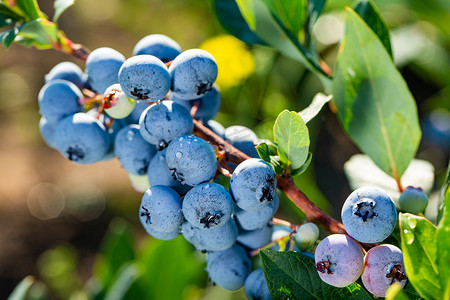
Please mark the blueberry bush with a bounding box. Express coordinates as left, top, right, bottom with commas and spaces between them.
1, 0, 449, 299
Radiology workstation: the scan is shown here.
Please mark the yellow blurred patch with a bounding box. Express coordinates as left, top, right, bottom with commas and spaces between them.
200, 35, 255, 90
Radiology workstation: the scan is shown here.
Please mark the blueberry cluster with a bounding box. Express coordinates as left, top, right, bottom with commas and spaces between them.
314, 187, 407, 297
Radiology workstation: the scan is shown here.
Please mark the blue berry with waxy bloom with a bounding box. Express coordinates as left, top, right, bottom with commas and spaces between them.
126, 101, 150, 125
133, 34, 182, 63
236, 224, 273, 250
244, 268, 272, 300
114, 124, 157, 175
39, 117, 57, 149
362, 244, 407, 297
169, 49, 218, 100
45, 61, 84, 89
53, 113, 111, 164
206, 244, 251, 291
173, 85, 221, 122
139, 100, 193, 148
224, 125, 259, 158
230, 158, 277, 212
166, 134, 217, 186
341, 186, 397, 243
205, 120, 226, 139
295, 222, 320, 251
85, 47, 125, 94
144, 224, 180, 241
182, 219, 237, 252
398, 186, 429, 214
139, 185, 183, 233
38, 79, 83, 126
235, 193, 279, 231
315, 234, 364, 287
183, 182, 234, 229
119, 55, 171, 101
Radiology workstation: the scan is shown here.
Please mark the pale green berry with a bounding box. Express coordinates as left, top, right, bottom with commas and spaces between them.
104, 84, 136, 119
295, 222, 319, 251
398, 186, 428, 214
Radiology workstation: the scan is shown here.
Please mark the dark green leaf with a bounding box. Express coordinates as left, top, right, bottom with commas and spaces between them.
7, 276, 34, 300
290, 152, 312, 176
274, 110, 310, 170
299, 93, 332, 123
256, 142, 271, 162
333, 8, 421, 179
0, 26, 20, 48
15, 19, 58, 49
104, 263, 141, 300
437, 179, 450, 295
260, 0, 307, 37
0, 4, 24, 27
438, 161, 450, 222
53, 0, 74, 23
260, 250, 374, 299
353, 0, 392, 58
213, 0, 264, 45
399, 213, 441, 300
305, 0, 326, 48
15, 0, 45, 20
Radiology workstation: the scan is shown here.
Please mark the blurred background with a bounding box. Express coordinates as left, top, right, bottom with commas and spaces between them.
0, 0, 449, 298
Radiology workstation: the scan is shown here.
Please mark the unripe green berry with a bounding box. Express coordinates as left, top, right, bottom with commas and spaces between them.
398, 186, 428, 214
295, 222, 319, 251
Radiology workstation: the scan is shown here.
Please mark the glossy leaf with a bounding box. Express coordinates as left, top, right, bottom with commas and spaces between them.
256, 142, 271, 162
0, 26, 20, 48
260, 0, 307, 37
274, 110, 310, 170
290, 152, 312, 176
399, 213, 441, 300
353, 0, 392, 57
16, 19, 58, 49
53, 0, 74, 23
0, 4, 23, 27
260, 250, 373, 299
333, 8, 421, 179
437, 181, 450, 294
15, 0, 45, 20
299, 93, 332, 123
7, 276, 34, 300
305, 0, 326, 48
104, 263, 141, 300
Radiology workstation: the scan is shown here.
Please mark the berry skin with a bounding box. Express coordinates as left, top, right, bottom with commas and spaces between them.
39, 117, 57, 149
45, 61, 84, 89
398, 186, 429, 214
205, 120, 226, 139
295, 222, 320, 251
139, 186, 183, 233
314, 234, 364, 287
85, 47, 125, 94
114, 125, 157, 175
224, 125, 259, 158
133, 34, 182, 63
362, 244, 407, 297
118, 55, 171, 101
103, 84, 136, 119
206, 244, 251, 291
144, 224, 180, 241
341, 186, 397, 243
139, 100, 193, 148
236, 224, 273, 250
53, 113, 111, 164
181, 219, 237, 252
182, 182, 234, 229
235, 193, 279, 231
166, 135, 217, 186
126, 101, 150, 125
173, 85, 221, 122
230, 158, 277, 212
169, 49, 218, 100
38, 80, 83, 126
244, 268, 272, 300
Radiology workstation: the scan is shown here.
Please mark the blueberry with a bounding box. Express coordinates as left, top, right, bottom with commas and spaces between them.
166, 134, 217, 186
182, 182, 234, 229
53, 113, 111, 164
224, 125, 259, 158
294, 222, 319, 251
398, 186, 429, 214
315, 234, 364, 287
85, 47, 125, 94
103, 84, 136, 119
173, 85, 221, 122
126, 101, 150, 124
38, 79, 83, 126
362, 244, 407, 297
235, 193, 279, 231
139, 185, 183, 233
341, 186, 397, 243
269, 225, 297, 251
118, 55, 171, 101
45, 61, 84, 89
114, 125, 157, 175
133, 34, 182, 63
39, 117, 57, 148
144, 225, 180, 241
139, 100, 193, 147
206, 244, 251, 291
230, 158, 277, 212
237, 224, 273, 250
205, 120, 226, 139
147, 148, 192, 195
244, 268, 272, 300
182, 219, 237, 252
169, 49, 218, 100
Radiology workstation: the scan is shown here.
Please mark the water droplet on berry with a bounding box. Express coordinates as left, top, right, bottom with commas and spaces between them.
179, 137, 184, 141
176, 152, 183, 159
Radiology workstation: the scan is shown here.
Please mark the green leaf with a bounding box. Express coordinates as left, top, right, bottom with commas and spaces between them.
290, 152, 312, 176
333, 8, 421, 179
260, 0, 307, 37
104, 263, 141, 300
260, 250, 374, 299
299, 93, 332, 123
15, 19, 58, 49
0, 4, 24, 27
15, 0, 45, 20
399, 213, 441, 300
385, 283, 409, 300
274, 110, 310, 170
0, 26, 20, 48
53, 0, 74, 23
7, 276, 34, 300
353, 0, 392, 58
438, 161, 450, 222
437, 180, 450, 294
256, 142, 271, 162
269, 155, 286, 175
305, 0, 326, 48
